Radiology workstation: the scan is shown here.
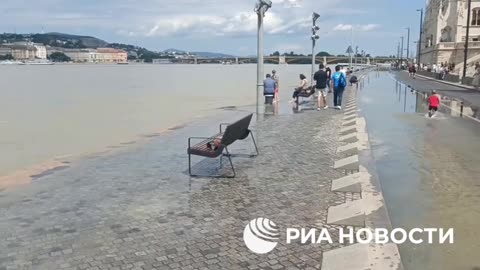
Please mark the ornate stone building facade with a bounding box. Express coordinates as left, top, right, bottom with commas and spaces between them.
421, 0, 480, 74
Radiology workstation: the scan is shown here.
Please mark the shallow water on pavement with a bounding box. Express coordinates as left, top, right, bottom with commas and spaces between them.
0, 64, 319, 182
360, 72, 480, 270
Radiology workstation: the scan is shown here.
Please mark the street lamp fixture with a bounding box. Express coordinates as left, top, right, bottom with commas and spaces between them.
313, 12, 320, 24
255, 0, 272, 113
255, 0, 272, 13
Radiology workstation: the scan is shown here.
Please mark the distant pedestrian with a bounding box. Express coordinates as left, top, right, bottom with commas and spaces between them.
331, 65, 347, 110
428, 90, 441, 117
272, 70, 280, 102
290, 74, 309, 103
314, 64, 329, 110
408, 64, 416, 78
349, 75, 358, 87
263, 74, 277, 104
472, 67, 480, 88
325, 66, 332, 92
440, 65, 446, 80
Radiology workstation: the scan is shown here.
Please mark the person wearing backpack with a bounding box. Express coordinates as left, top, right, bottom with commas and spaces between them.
331, 65, 347, 110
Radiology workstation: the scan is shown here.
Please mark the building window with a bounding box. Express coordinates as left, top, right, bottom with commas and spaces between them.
472, 8, 480, 26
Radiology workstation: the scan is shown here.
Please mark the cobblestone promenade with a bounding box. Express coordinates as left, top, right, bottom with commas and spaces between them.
0, 91, 361, 270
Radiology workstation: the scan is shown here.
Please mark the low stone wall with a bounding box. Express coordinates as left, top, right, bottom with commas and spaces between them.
417, 70, 462, 84
462, 77, 474, 85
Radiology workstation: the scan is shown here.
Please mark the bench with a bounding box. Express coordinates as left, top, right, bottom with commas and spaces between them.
187, 113, 258, 178
296, 87, 316, 103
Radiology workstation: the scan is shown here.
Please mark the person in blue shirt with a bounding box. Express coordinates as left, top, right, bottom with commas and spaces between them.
264, 74, 277, 104
331, 65, 348, 110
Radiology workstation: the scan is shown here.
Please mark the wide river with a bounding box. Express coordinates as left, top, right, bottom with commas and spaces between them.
0, 64, 311, 179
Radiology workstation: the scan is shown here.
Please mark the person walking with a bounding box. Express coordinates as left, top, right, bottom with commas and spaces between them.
331, 65, 347, 110
314, 64, 329, 110
271, 70, 280, 102
428, 90, 441, 117
472, 67, 480, 89
325, 66, 332, 93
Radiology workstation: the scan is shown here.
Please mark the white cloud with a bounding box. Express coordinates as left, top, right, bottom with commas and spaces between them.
333, 24, 381, 32
273, 0, 304, 8
0, 0, 376, 38
139, 12, 306, 38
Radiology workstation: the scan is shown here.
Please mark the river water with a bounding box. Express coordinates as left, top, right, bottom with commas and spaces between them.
0, 64, 312, 181
360, 72, 480, 270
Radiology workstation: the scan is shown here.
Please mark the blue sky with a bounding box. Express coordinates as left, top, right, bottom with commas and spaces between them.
0, 0, 425, 56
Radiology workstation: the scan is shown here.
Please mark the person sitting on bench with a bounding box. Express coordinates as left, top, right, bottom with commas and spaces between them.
290, 74, 309, 103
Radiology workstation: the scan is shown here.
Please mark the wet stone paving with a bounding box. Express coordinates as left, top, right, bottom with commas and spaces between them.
0, 90, 362, 270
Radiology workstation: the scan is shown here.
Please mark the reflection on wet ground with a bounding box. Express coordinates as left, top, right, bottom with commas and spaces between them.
360, 72, 480, 270
412, 87, 480, 121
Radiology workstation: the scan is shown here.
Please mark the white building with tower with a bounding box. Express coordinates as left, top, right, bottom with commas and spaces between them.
421, 0, 480, 75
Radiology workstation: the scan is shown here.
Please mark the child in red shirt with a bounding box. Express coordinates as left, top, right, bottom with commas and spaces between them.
428, 90, 441, 117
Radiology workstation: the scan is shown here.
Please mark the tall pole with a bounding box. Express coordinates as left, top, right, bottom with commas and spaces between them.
256, 9, 264, 114
311, 40, 315, 85
355, 46, 358, 69
417, 8, 423, 66
400, 36, 404, 67
463, 0, 472, 78
311, 13, 320, 86
350, 26, 353, 68
397, 42, 400, 68
406, 27, 410, 64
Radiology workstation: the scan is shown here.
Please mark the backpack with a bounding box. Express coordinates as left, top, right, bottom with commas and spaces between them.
333, 72, 347, 88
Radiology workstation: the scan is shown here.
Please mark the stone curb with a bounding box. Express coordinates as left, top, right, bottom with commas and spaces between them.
323, 87, 403, 270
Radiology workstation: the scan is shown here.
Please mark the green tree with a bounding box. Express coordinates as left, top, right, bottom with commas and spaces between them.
270, 51, 280, 56
48, 52, 71, 62
316, 51, 331, 57
0, 54, 14, 60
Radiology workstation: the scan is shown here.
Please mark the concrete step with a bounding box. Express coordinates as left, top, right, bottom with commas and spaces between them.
336, 142, 359, 156
334, 155, 359, 170
342, 119, 357, 127
343, 114, 357, 121
339, 126, 357, 136
321, 243, 402, 270
339, 133, 358, 143
344, 109, 357, 115
331, 171, 367, 193
326, 199, 365, 226
344, 107, 357, 114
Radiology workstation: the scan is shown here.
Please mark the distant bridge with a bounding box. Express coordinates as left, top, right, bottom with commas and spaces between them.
171, 55, 395, 65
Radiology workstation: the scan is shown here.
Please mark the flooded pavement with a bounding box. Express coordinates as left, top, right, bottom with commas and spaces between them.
0, 93, 361, 269
359, 72, 480, 270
